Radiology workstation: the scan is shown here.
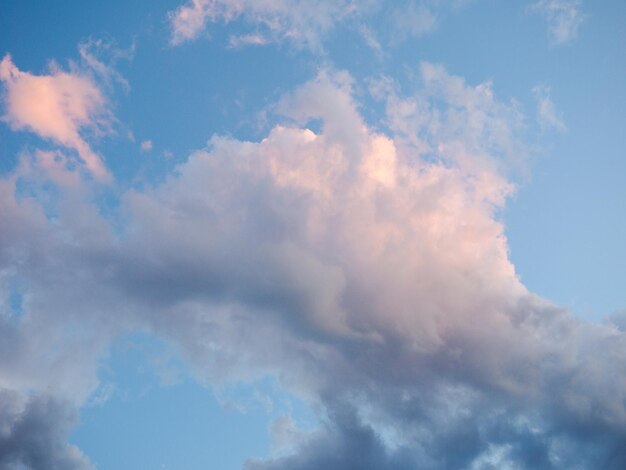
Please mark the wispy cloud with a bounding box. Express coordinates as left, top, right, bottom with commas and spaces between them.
389, 3, 438, 43
228, 33, 270, 48
140, 139, 153, 152
530, 0, 586, 46
168, 0, 361, 49
168, 0, 472, 50
533, 84, 567, 131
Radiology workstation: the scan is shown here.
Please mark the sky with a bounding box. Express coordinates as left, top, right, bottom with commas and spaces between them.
0, 0, 625, 469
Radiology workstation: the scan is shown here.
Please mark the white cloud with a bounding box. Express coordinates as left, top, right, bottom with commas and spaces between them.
532, 84, 566, 132
140, 139, 154, 152
530, 0, 585, 46
228, 33, 270, 48
0, 54, 113, 181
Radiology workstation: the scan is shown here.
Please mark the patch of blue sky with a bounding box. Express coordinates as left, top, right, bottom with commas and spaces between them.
2, 278, 25, 319
72, 332, 316, 469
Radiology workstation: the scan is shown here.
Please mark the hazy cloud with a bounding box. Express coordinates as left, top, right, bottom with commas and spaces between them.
389, 3, 438, 43
533, 84, 566, 132
530, 0, 585, 46
168, 0, 473, 50
140, 139, 153, 152
168, 0, 363, 49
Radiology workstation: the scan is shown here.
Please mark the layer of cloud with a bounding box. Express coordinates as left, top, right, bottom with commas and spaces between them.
168, 0, 362, 48
530, 0, 585, 46
0, 54, 113, 181
1, 65, 625, 469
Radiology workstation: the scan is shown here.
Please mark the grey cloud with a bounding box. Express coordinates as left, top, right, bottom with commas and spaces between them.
610, 310, 626, 332
246, 405, 416, 470
0, 390, 93, 470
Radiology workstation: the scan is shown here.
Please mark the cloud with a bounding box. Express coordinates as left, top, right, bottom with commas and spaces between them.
167, 0, 472, 50
140, 139, 153, 152
610, 310, 626, 332
246, 406, 416, 470
168, 0, 362, 49
0, 54, 113, 181
1, 65, 625, 468
115, 67, 626, 468
530, 0, 585, 46
0, 390, 93, 470
532, 84, 566, 132
228, 33, 271, 48
389, 3, 438, 43
77, 38, 134, 92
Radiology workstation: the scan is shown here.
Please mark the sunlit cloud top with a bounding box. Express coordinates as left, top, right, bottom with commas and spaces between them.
1, 1, 625, 469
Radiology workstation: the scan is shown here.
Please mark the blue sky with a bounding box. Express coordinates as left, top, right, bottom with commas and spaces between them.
1, 1, 625, 469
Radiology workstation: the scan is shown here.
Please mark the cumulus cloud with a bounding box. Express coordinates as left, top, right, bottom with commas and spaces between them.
140, 139, 153, 152
530, 0, 585, 46
532, 84, 566, 132
0, 54, 113, 181
126, 67, 624, 468
1, 65, 625, 468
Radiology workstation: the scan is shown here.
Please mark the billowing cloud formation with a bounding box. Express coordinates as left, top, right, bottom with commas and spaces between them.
0, 55, 112, 181
1, 65, 625, 469
530, 0, 585, 45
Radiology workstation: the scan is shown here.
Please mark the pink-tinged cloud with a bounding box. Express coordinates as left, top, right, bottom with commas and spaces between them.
0, 54, 111, 181
167, 0, 475, 51
168, 0, 368, 49
1, 65, 625, 468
